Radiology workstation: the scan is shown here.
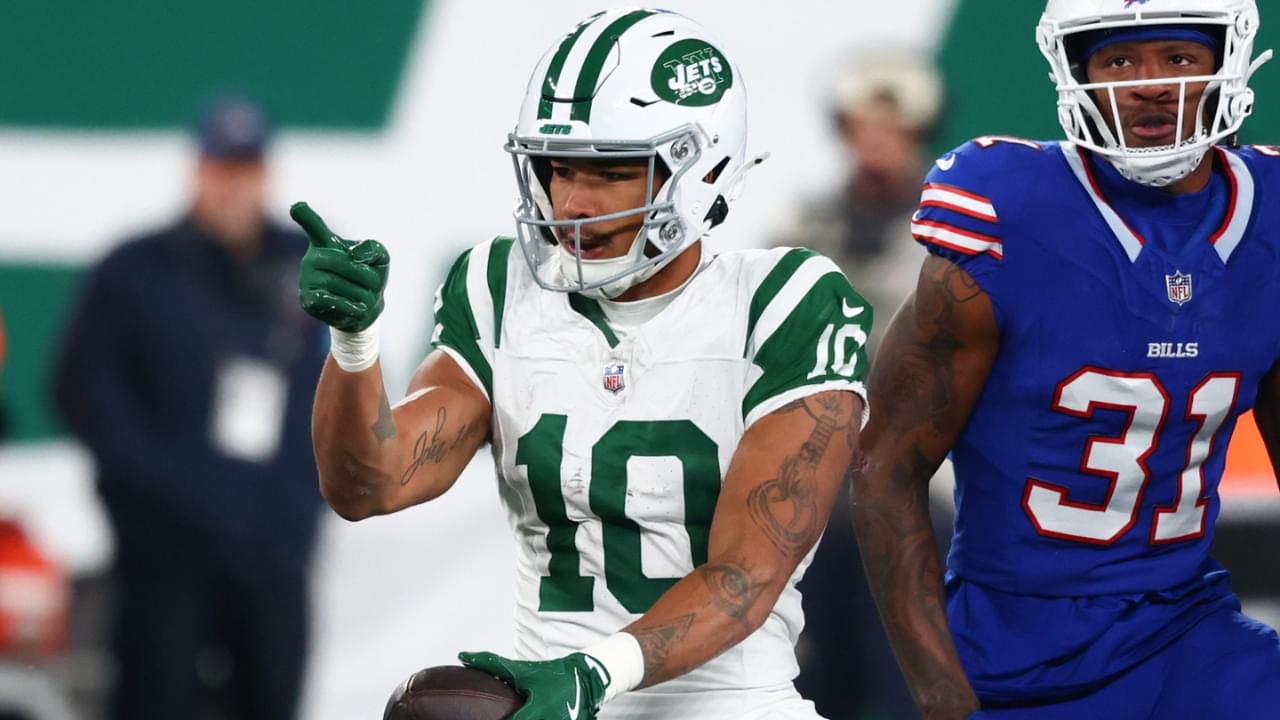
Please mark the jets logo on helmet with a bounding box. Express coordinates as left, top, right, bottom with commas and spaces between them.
505, 8, 759, 300
652, 40, 734, 105
1039, 0, 1273, 187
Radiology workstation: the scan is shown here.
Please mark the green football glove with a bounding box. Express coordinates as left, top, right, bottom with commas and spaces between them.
291, 201, 389, 333
459, 651, 608, 720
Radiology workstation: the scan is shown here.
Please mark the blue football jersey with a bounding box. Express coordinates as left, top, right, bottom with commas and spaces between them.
913, 137, 1280, 598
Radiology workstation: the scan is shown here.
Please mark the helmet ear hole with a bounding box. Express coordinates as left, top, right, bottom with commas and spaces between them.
528, 157, 558, 244
1063, 33, 1091, 84
703, 156, 731, 184
653, 157, 673, 190
532, 157, 553, 195
704, 195, 729, 228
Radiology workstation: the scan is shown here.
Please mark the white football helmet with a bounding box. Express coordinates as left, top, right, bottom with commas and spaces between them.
1039, 0, 1272, 186
507, 8, 755, 299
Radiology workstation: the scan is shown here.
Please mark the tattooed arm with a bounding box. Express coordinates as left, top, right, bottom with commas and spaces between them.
311, 350, 491, 520
1253, 359, 1280, 487
622, 390, 860, 687
848, 255, 1000, 719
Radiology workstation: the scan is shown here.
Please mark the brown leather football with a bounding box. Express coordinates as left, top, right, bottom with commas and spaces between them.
383, 665, 524, 720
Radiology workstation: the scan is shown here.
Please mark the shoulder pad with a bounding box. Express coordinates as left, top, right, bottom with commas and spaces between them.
1232, 145, 1280, 185
928, 136, 1050, 190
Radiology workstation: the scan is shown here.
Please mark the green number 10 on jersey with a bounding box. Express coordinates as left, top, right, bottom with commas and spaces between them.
516, 415, 721, 614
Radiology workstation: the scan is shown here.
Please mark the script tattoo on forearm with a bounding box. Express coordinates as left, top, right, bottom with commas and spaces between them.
399, 407, 482, 486
748, 394, 852, 556
631, 614, 695, 686
849, 257, 985, 718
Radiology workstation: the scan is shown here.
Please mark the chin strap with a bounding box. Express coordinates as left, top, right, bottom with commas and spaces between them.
1108, 135, 1210, 187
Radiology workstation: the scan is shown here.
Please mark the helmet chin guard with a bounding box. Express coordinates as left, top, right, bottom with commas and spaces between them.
1038, 0, 1272, 187
506, 8, 753, 298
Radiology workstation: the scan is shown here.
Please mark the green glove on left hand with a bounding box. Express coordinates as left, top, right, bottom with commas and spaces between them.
459, 651, 608, 720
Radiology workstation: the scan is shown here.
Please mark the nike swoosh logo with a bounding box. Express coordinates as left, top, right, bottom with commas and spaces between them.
842, 299, 865, 318
935, 153, 956, 171
565, 669, 582, 717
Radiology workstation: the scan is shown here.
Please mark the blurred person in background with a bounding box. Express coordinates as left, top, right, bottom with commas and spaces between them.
53, 96, 327, 720
774, 52, 942, 352
776, 52, 944, 720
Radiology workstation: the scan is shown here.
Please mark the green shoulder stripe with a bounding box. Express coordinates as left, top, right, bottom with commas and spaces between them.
570, 9, 657, 123
743, 271, 872, 422
538, 11, 606, 119
488, 236, 515, 348
744, 247, 818, 355
431, 248, 493, 395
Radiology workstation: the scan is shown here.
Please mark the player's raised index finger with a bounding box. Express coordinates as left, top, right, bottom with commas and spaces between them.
290, 202, 339, 249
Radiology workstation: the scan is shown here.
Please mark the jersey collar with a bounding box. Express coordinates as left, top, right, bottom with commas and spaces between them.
1059, 142, 1254, 265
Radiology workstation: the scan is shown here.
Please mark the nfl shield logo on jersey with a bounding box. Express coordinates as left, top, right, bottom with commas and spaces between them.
1166, 271, 1193, 306
603, 362, 626, 394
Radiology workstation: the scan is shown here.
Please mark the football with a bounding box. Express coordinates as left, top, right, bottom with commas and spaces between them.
383, 665, 524, 720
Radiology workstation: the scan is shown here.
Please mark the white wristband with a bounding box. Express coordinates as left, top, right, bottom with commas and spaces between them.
329, 318, 380, 372
582, 632, 645, 705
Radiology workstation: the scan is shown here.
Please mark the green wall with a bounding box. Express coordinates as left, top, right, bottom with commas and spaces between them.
0, 1, 427, 129
0, 264, 83, 441
932, 2, 1280, 155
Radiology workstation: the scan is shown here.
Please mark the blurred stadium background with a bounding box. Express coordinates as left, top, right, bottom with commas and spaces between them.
0, 1, 1277, 718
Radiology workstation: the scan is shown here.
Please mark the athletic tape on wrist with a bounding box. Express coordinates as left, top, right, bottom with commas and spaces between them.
582, 632, 645, 705
329, 319, 380, 372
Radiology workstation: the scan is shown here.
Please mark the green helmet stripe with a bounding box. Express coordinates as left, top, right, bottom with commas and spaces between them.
569, 9, 657, 123
538, 11, 606, 120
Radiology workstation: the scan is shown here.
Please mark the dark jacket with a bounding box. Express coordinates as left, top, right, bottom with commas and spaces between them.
54, 215, 327, 575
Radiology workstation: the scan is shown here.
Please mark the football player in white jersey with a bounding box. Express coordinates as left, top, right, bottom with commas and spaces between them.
292, 9, 871, 720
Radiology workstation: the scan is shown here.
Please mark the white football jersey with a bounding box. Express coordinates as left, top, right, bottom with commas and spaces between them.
431, 238, 871, 708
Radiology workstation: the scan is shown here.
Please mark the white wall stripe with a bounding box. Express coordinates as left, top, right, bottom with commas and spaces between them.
748, 254, 842, 356
1060, 141, 1144, 263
